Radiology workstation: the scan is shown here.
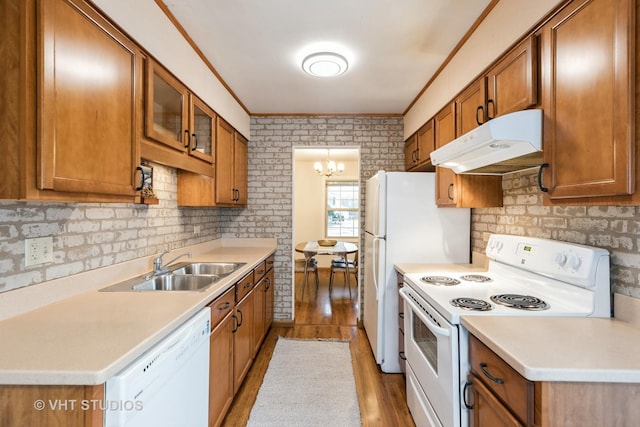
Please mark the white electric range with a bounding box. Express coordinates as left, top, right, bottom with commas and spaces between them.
399, 234, 611, 427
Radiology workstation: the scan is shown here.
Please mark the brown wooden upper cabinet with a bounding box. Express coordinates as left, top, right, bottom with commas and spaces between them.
457, 36, 537, 128
435, 103, 503, 208
404, 134, 418, 171
538, 0, 635, 202
216, 118, 248, 206
190, 97, 216, 164
455, 79, 486, 136
484, 36, 538, 121
145, 59, 215, 167
0, 0, 142, 203
435, 103, 459, 207
405, 120, 435, 172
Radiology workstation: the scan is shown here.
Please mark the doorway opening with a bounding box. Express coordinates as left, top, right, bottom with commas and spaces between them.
292, 147, 360, 325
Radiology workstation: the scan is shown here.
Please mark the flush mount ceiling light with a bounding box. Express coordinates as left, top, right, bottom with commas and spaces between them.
302, 52, 348, 77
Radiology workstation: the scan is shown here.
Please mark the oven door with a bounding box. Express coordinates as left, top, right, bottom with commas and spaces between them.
400, 287, 459, 427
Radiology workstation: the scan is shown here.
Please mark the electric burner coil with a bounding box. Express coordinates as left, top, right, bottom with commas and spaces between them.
420, 276, 460, 286
450, 297, 493, 311
490, 294, 549, 310
460, 274, 492, 283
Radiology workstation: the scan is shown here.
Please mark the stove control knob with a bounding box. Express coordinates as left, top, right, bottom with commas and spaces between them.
555, 252, 568, 266
566, 254, 582, 270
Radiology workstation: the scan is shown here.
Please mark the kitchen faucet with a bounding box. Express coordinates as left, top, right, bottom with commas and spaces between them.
151, 250, 192, 276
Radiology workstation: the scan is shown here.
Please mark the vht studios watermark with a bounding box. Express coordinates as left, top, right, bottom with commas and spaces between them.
34, 399, 143, 411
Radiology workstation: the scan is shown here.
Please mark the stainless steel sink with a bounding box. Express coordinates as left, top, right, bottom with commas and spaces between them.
132, 274, 219, 291
100, 273, 219, 292
171, 262, 246, 276
99, 261, 246, 292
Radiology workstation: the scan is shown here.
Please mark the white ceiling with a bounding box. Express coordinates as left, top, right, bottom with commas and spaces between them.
162, 0, 492, 115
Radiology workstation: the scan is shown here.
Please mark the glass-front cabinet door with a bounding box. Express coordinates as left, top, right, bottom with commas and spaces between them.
145, 59, 215, 166
189, 95, 215, 164
145, 59, 189, 152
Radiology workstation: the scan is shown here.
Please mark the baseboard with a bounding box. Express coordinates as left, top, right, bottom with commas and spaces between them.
272, 319, 294, 328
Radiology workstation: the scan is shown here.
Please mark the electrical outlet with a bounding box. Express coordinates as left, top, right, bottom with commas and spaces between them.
193, 225, 201, 234
25, 237, 54, 267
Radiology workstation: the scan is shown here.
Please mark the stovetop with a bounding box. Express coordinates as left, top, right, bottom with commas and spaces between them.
404, 269, 595, 324
402, 234, 611, 324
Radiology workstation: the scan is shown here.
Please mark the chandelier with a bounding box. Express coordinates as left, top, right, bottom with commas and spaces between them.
314, 150, 345, 177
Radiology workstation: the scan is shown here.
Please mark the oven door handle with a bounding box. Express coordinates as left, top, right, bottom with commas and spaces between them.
400, 288, 450, 337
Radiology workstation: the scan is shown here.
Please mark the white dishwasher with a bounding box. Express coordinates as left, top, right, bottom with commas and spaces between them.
105, 308, 210, 427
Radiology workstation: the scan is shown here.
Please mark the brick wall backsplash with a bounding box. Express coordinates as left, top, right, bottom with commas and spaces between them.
0, 163, 222, 292
472, 169, 640, 300
222, 116, 406, 320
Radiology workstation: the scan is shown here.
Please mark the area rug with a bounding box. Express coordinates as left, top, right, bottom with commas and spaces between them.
247, 338, 362, 426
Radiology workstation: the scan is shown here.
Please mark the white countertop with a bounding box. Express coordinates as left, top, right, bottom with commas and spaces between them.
462, 316, 640, 383
394, 252, 488, 276
0, 239, 276, 385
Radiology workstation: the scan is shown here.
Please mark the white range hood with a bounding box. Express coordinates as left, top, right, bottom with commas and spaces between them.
430, 109, 543, 174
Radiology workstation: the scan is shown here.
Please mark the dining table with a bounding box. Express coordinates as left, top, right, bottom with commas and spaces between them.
295, 241, 358, 295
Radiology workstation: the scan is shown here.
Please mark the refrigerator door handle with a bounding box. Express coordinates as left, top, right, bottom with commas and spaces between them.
372, 180, 380, 236
373, 237, 382, 300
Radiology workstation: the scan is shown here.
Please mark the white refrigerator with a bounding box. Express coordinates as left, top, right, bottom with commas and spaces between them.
363, 171, 470, 373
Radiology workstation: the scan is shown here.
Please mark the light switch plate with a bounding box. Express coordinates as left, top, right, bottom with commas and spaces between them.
25, 236, 54, 266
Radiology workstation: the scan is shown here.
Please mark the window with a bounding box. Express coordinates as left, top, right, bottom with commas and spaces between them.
326, 181, 359, 238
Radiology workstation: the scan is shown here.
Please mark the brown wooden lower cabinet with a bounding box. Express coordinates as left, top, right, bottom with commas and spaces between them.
0, 384, 104, 427
210, 257, 275, 426
252, 267, 275, 354
471, 373, 523, 427
469, 334, 640, 426
208, 287, 235, 427
264, 268, 275, 328
233, 283, 255, 395
208, 310, 235, 427
253, 279, 266, 348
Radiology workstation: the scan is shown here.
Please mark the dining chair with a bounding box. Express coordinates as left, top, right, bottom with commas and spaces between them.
295, 255, 319, 298
329, 250, 358, 298
331, 250, 357, 267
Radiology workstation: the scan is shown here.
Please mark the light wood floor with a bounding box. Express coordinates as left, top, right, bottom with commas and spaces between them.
221, 268, 416, 427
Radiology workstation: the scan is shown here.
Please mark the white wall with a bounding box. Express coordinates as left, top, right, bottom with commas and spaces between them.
92, 0, 251, 138
403, 0, 565, 139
